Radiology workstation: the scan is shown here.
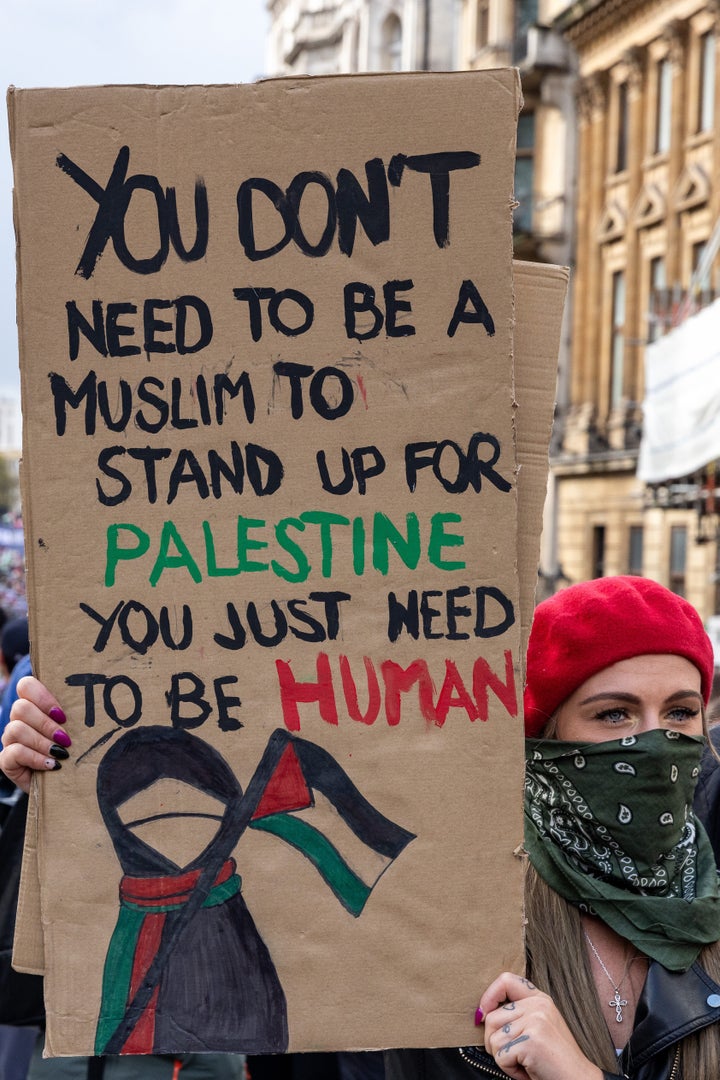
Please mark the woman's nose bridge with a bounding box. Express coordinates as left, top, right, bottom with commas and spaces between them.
638, 709, 662, 731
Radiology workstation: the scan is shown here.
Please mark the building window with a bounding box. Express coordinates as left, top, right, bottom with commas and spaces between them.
610, 270, 626, 406
513, 0, 538, 63
628, 526, 644, 575
698, 32, 715, 133
514, 112, 535, 233
648, 256, 666, 343
655, 58, 672, 154
692, 238, 711, 290
669, 525, 687, 596
592, 526, 606, 579
476, 0, 490, 51
616, 81, 629, 172
380, 14, 402, 71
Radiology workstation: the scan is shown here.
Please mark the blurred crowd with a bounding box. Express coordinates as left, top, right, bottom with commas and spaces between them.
0, 513, 25, 635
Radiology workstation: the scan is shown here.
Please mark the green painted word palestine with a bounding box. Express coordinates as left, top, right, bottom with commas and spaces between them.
104, 510, 467, 587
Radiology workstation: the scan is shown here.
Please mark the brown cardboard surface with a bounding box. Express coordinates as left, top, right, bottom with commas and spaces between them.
513, 261, 568, 662
10, 73, 532, 1055
12, 260, 569, 990
12, 777, 42, 975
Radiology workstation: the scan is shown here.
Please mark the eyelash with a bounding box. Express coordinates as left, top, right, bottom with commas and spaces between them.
593, 706, 701, 723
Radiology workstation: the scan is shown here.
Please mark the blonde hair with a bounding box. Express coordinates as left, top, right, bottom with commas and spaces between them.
524, 862, 720, 1074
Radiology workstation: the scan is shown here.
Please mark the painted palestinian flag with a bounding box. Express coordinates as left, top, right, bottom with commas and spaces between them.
249, 730, 416, 916
94, 726, 414, 1056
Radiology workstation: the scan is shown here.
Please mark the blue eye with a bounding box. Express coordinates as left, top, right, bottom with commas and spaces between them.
667, 706, 700, 722
594, 708, 629, 723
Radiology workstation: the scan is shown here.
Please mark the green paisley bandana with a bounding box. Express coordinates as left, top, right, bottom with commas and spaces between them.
524, 729, 720, 971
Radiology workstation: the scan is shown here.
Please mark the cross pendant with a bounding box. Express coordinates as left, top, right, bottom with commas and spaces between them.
609, 989, 628, 1023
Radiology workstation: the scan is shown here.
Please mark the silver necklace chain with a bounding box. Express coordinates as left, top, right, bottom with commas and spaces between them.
583, 931, 629, 1023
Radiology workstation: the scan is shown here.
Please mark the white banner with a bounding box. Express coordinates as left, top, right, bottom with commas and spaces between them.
638, 297, 720, 483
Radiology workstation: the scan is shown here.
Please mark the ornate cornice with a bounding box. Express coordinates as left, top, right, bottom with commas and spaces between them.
660, 19, 687, 65
576, 70, 608, 120
555, 0, 655, 51
622, 45, 645, 92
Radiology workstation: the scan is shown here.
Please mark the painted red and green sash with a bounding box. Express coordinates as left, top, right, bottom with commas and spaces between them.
96, 860, 240, 1054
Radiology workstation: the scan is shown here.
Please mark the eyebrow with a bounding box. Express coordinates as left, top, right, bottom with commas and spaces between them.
578, 690, 704, 706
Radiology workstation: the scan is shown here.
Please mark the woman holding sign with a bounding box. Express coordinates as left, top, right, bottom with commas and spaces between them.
384, 576, 720, 1080
4, 576, 720, 1079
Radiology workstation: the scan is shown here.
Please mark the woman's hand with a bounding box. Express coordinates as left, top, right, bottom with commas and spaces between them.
0, 676, 71, 793
478, 973, 606, 1080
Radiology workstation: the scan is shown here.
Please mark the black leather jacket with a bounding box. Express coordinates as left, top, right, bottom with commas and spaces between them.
693, 727, 720, 865
384, 959, 720, 1080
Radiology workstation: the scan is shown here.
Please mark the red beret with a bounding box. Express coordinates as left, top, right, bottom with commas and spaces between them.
524, 576, 715, 737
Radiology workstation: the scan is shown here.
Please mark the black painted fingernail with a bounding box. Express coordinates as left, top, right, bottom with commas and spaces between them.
49, 744, 69, 761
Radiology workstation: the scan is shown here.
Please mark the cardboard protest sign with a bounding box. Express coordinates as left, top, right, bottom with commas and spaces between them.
11, 255, 569, 986
9, 72, 530, 1055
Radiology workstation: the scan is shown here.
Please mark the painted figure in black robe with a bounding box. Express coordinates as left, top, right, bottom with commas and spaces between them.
94, 726, 414, 1057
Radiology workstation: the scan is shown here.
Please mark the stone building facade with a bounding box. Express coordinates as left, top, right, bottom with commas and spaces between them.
264, 0, 720, 624
266, 0, 459, 75
551, 0, 720, 620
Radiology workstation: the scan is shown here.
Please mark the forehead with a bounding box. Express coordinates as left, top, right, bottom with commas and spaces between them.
569, 654, 702, 700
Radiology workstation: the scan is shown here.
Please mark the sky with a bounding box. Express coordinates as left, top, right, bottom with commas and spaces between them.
0, 0, 271, 397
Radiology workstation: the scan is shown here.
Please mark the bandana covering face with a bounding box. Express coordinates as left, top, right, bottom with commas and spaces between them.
524, 729, 720, 971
